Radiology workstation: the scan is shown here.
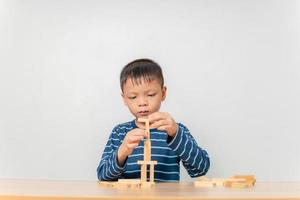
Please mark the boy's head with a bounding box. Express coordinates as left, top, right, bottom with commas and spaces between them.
120, 59, 164, 91
120, 58, 166, 118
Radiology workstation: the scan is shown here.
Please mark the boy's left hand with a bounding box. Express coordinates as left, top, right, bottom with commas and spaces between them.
148, 112, 177, 137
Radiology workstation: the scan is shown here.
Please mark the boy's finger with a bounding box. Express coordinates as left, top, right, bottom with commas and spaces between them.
128, 135, 144, 143
127, 128, 142, 135
150, 119, 168, 129
157, 125, 169, 132
135, 130, 147, 139
132, 129, 146, 136
148, 112, 161, 120
127, 143, 139, 149
149, 116, 165, 125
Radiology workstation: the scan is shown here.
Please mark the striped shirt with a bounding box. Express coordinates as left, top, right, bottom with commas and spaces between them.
97, 120, 210, 182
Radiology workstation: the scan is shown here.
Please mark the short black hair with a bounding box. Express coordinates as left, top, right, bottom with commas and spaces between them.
120, 58, 164, 91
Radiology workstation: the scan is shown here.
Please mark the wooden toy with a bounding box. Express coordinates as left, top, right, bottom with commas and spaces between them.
224, 175, 256, 188
194, 176, 215, 187
100, 118, 157, 189
194, 175, 256, 188
137, 118, 157, 184
100, 179, 142, 189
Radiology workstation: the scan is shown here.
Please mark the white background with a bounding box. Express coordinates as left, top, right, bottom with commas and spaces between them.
0, 0, 299, 181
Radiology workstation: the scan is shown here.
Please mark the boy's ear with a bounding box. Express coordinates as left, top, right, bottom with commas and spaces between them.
121, 93, 128, 106
162, 86, 167, 101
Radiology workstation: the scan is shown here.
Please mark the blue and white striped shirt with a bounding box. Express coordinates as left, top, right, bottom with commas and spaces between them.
97, 120, 210, 182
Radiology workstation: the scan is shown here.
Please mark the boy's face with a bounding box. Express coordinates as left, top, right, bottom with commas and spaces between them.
122, 78, 166, 119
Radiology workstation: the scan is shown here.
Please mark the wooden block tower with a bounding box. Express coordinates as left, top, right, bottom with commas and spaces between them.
99, 118, 157, 188
137, 118, 157, 183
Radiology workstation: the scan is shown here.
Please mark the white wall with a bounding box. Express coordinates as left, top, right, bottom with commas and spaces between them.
0, 0, 299, 181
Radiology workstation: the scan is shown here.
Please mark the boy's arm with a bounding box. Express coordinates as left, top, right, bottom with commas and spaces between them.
167, 123, 210, 178
97, 126, 125, 181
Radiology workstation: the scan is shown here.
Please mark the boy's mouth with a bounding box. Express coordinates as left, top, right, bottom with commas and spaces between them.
138, 110, 149, 116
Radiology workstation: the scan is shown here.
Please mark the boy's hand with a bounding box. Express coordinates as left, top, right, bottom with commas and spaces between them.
148, 112, 178, 137
117, 128, 146, 166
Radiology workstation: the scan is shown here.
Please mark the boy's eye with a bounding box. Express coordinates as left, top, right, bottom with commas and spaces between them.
128, 96, 136, 99
148, 93, 156, 97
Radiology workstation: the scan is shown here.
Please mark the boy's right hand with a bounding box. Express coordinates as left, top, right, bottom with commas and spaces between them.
117, 128, 146, 166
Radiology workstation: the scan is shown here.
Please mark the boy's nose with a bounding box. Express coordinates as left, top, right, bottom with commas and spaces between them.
138, 97, 148, 107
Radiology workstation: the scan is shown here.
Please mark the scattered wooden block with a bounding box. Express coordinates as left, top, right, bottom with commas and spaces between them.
231, 175, 256, 187
232, 175, 256, 185
223, 181, 250, 188
117, 179, 142, 189
194, 180, 216, 187
211, 178, 246, 186
100, 179, 154, 189
224, 175, 256, 188
194, 176, 216, 187
99, 181, 115, 187
210, 178, 228, 186
118, 179, 141, 183
195, 175, 256, 188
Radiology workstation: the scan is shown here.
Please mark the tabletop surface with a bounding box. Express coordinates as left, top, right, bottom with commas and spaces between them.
1, 179, 300, 200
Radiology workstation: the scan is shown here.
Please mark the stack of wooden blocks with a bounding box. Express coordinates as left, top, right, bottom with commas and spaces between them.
137, 118, 157, 185
100, 118, 157, 189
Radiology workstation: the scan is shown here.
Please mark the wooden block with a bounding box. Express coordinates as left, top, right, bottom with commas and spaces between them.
232, 175, 256, 183
117, 179, 142, 189
99, 181, 115, 187
224, 175, 256, 188
141, 164, 147, 183
211, 178, 247, 186
195, 175, 256, 188
137, 118, 149, 129
137, 160, 158, 165
195, 176, 251, 188
138, 118, 150, 138
194, 176, 216, 187
194, 181, 216, 187
118, 179, 141, 183
231, 175, 256, 186
100, 179, 154, 189
138, 118, 149, 123
210, 178, 226, 186
223, 181, 251, 188
145, 121, 150, 137
144, 140, 151, 161
150, 164, 155, 183
232, 175, 255, 180
195, 176, 215, 187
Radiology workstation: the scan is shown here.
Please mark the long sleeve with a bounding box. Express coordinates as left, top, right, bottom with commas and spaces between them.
167, 123, 210, 178
97, 126, 124, 181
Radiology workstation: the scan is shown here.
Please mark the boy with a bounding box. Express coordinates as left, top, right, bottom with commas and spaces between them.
97, 59, 210, 182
